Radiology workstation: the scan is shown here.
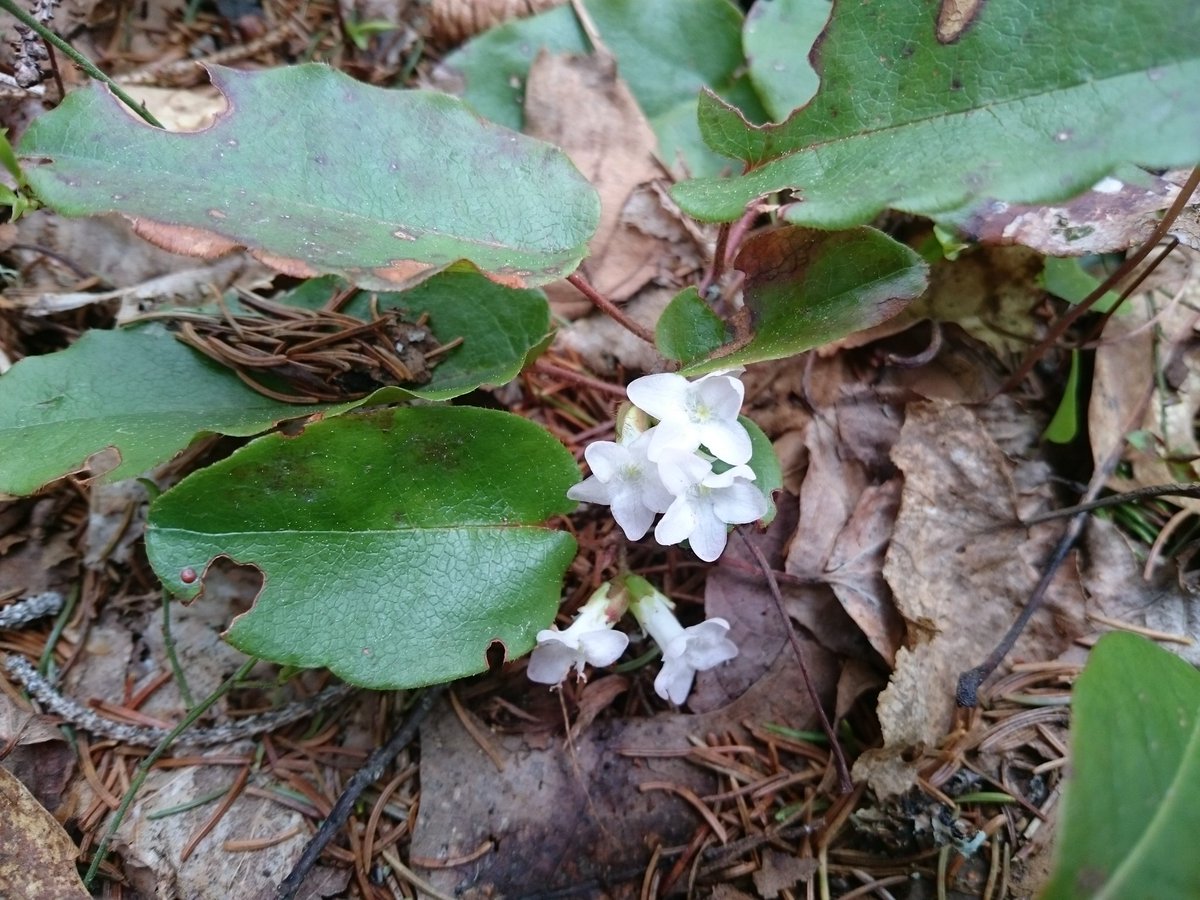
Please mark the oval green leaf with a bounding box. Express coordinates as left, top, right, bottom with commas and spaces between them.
680, 226, 928, 375
1043, 632, 1200, 899
19, 65, 600, 290
674, 0, 1200, 224
656, 286, 729, 365
145, 406, 579, 690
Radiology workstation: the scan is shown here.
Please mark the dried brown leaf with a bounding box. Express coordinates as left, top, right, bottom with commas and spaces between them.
0, 767, 89, 899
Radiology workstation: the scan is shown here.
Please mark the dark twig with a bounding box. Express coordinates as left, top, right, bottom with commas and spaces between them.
737, 527, 853, 793
1019, 482, 1200, 526
567, 273, 658, 347
275, 683, 447, 900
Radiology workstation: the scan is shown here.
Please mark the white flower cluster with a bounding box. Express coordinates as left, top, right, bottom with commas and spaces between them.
567, 371, 768, 562
527, 576, 738, 705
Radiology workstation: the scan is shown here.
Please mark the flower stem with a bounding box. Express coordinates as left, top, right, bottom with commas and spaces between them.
567, 272, 657, 348
0, 0, 164, 129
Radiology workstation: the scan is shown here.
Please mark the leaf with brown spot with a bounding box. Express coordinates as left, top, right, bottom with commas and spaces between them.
20, 65, 599, 291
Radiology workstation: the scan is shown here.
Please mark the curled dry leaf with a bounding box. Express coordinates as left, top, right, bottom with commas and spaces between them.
428, 0, 566, 46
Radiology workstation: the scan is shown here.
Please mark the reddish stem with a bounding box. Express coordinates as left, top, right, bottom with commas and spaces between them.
567, 273, 657, 347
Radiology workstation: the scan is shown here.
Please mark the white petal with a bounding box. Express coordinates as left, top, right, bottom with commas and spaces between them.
656, 450, 711, 495
695, 375, 745, 419
609, 490, 656, 540
655, 496, 698, 547
646, 421, 704, 460
654, 657, 697, 705
681, 619, 738, 669
712, 481, 769, 525
699, 419, 753, 466
526, 641, 579, 685
577, 629, 630, 667
567, 475, 614, 506
627, 373, 690, 421
583, 441, 628, 482
687, 508, 730, 562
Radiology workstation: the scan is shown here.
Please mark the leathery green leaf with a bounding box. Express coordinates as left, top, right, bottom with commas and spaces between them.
20, 64, 599, 290
674, 0, 1200, 224
145, 407, 579, 689
1043, 632, 1200, 899
680, 226, 928, 375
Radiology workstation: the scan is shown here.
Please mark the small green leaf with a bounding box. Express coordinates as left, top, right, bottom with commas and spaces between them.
1043, 349, 1082, 444
680, 226, 928, 375
445, 0, 765, 176
1041, 256, 1122, 314
20, 65, 599, 290
1043, 632, 1200, 899
656, 286, 729, 364
145, 406, 579, 689
0, 326, 329, 496
743, 416, 781, 527
673, 0, 1200, 224
744, 0, 829, 121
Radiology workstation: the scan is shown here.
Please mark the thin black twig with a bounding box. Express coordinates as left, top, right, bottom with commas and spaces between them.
736, 527, 853, 794
275, 683, 448, 900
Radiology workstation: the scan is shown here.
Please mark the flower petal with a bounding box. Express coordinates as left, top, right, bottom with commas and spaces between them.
582, 440, 627, 482
627, 373, 690, 420
609, 490, 657, 540
712, 481, 769, 525
698, 419, 753, 466
687, 509, 730, 562
655, 496, 698, 547
654, 656, 697, 705
567, 475, 614, 506
526, 641, 579, 685
577, 629, 630, 667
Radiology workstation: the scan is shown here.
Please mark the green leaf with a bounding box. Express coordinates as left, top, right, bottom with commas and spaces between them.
743, 416, 781, 527
1043, 349, 1082, 444
680, 226, 928, 375
744, 0, 829, 122
145, 406, 578, 689
1043, 632, 1200, 899
673, 0, 1200, 223
656, 286, 729, 364
444, 0, 765, 176
19, 64, 599, 290
0, 326, 328, 496
1041, 256, 1122, 314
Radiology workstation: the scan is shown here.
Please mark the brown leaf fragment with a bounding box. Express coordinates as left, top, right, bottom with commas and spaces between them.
0, 694, 74, 813
936, 0, 986, 43
952, 171, 1181, 255
525, 52, 695, 304
859, 402, 1086, 796
753, 849, 818, 897
428, 0, 566, 46
0, 767, 89, 899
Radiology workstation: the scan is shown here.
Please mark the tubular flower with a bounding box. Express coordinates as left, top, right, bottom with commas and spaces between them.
527, 584, 630, 686
626, 575, 738, 705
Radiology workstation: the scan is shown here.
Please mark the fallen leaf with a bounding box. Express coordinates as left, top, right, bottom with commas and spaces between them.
524, 52, 672, 304
753, 848, 818, 898
0, 693, 74, 813
0, 766, 89, 899
859, 401, 1087, 796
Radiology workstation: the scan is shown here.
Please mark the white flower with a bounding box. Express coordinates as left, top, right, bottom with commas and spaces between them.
527, 584, 630, 686
627, 579, 738, 705
626, 371, 752, 466
653, 452, 769, 562
567, 430, 674, 540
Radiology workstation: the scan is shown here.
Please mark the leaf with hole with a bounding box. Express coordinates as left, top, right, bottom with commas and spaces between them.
145, 406, 579, 689
673, 0, 1200, 224
1043, 632, 1200, 899
19, 64, 600, 290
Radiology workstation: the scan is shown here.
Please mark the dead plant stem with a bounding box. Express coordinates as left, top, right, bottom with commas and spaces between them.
737, 527, 853, 794
566, 273, 658, 347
